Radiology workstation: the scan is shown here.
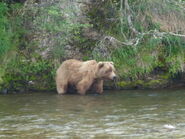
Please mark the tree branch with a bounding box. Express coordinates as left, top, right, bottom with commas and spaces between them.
124, 0, 140, 35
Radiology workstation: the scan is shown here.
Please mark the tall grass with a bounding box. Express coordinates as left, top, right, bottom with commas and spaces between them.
0, 2, 12, 57
0, 2, 23, 83
111, 35, 185, 79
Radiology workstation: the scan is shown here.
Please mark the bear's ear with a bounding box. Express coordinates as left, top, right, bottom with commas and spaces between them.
110, 62, 114, 65
98, 62, 104, 69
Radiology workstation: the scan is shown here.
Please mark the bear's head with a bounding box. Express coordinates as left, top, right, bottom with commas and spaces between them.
96, 61, 117, 80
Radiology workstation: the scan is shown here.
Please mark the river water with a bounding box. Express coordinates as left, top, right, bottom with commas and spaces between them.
0, 89, 185, 138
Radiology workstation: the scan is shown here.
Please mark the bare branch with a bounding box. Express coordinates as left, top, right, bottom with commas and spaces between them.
101, 30, 185, 47
167, 32, 185, 37
124, 0, 140, 35
119, 0, 126, 39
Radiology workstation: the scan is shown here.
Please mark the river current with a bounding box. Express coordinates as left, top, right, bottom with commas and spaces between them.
0, 89, 185, 138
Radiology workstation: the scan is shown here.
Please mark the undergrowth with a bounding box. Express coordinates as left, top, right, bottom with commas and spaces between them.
111, 35, 185, 79
89, 0, 185, 80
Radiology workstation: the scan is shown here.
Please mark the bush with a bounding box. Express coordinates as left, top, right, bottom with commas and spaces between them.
1, 56, 56, 92
111, 35, 185, 79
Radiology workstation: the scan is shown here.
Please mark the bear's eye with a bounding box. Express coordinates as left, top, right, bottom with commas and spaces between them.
106, 68, 112, 73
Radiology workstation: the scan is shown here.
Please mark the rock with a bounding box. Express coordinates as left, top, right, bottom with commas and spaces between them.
22, 0, 97, 60
1, 89, 8, 94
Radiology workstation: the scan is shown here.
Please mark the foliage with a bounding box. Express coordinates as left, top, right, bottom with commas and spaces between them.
0, 2, 23, 57
1, 55, 56, 91
1, 0, 185, 92
1, 0, 91, 92
89, 0, 185, 80
23, 1, 91, 60
0, 2, 24, 84
111, 35, 185, 79
0, 2, 12, 57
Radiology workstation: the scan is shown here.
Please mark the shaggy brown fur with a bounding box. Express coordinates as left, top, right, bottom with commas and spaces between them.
56, 59, 116, 95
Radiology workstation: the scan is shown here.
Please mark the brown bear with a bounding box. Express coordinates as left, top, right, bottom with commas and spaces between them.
56, 59, 117, 95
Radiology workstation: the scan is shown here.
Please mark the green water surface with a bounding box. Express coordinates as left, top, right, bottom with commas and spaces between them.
0, 89, 185, 138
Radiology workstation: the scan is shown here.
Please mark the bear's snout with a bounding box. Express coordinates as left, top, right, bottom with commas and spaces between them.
109, 73, 117, 80
112, 76, 117, 81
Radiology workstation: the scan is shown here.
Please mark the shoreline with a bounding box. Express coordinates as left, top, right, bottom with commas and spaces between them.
1, 81, 184, 94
